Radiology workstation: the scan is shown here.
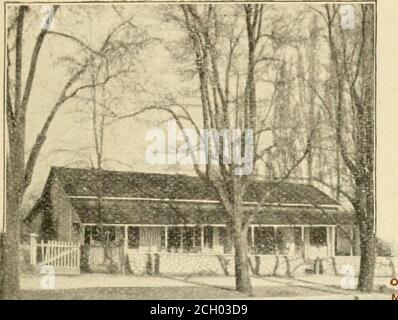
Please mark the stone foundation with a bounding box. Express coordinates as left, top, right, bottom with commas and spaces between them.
321, 256, 398, 277
127, 252, 307, 276
127, 252, 397, 277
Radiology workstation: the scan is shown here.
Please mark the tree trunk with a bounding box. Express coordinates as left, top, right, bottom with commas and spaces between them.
355, 172, 376, 292
0, 135, 25, 299
233, 219, 252, 294
0, 219, 21, 299
0, 166, 23, 299
357, 228, 375, 291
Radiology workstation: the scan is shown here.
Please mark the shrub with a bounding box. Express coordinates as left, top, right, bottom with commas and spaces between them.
376, 238, 394, 257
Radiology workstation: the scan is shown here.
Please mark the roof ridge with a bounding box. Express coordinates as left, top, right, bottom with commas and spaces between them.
51, 166, 197, 178
51, 166, 311, 185
48, 166, 339, 206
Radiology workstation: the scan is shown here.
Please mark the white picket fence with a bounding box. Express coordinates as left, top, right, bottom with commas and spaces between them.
30, 235, 80, 274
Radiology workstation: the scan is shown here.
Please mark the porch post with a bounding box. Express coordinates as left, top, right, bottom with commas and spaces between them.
301, 226, 305, 258
350, 226, 354, 256
82, 225, 86, 244
79, 224, 84, 244
201, 226, 204, 253
165, 226, 168, 252
273, 226, 277, 255
326, 226, 330, 256
332, 226, 336, 257
251, 226, 255, 249
124, 225, 128, 254
328, 226, 334, 256
180, 227, 183, 251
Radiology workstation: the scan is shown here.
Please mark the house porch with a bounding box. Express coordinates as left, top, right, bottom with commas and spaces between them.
82, 223, 359, 258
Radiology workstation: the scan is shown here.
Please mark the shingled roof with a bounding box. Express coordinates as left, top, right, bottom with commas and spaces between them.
26, 167, 354, 226
51, 166, 339, 206
69, 198, 354, 226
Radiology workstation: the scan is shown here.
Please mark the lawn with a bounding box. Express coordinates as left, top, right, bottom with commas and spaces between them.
20, 285, 338, 300
18, 274, 392, 300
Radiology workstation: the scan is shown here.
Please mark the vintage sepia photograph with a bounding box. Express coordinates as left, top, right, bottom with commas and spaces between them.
0, 0, 396, 303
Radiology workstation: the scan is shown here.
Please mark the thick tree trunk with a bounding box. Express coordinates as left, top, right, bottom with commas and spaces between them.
355, 175, 376, 292
0, 217, 21, 299
357, 227, 375, 291
0, 170, 23, 299
233, 219, 252, 294
356, 189, 376, 291
0, 143, 25, 299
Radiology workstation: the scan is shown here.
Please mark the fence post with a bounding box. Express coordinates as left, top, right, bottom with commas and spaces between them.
30, 233, 38, 265
76, 243, 81, 270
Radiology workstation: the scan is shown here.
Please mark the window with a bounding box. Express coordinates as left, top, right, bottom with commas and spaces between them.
128, 227, 140, 249
91, 226, 101, 242
84, 226, 117, 244
254, 227, 275, 254
194, 227, 201, 249
294, 227, 303, 256
183, 228, 194, 250
84, 226, 91, 244
218, 227, 234, 253
168, 227, 182, 251
309, 227, 327, 246
275, 228, 286, 254
336, 226, 353, 256
167, 227, 202, 253
103, 226, 116, 242
204, 226, 213, 249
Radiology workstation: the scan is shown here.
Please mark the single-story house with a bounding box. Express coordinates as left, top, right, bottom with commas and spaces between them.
25, 166, 359, 260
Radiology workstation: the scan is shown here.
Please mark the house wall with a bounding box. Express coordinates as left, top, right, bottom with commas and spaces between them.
26, 213, 43, 239
50, 175, 74, 241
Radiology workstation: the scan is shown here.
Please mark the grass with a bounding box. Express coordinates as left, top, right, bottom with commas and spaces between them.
19, 285, 336, 300
19, 274, 392, 300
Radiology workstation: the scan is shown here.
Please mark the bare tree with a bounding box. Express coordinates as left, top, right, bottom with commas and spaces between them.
129, 4, 310, 294
113, 4, 266, 293
2, 4, 145, 298
165, 4, 264, 294
322, 4, 375, 291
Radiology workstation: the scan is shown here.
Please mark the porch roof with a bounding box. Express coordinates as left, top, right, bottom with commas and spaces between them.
70, 198, 355, 226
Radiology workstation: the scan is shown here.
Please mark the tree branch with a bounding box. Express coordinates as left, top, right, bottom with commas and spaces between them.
14, 6, 26, 116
